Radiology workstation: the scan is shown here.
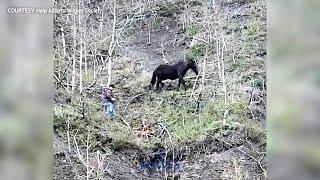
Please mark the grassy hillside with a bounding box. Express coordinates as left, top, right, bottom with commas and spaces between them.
53, 0, 266, 179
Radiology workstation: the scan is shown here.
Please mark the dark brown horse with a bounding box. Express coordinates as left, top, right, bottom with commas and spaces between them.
150, 60, 199, 90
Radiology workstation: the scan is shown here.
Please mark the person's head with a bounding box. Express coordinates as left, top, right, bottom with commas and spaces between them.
108, 84, 115, 90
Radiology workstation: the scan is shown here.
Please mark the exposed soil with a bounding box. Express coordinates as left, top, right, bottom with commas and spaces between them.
54, 126, 266, 179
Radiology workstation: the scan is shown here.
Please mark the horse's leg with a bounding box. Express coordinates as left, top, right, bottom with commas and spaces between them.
178, 77, 186, 91
160, 82, 164, 88
182, 78, 186, 91
156, 77, 161, 91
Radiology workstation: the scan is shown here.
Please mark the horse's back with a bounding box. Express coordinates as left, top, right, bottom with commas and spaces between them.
155, 64, 178, 80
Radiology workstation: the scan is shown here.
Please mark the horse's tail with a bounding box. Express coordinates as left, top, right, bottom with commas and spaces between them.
149, 71, 157, 90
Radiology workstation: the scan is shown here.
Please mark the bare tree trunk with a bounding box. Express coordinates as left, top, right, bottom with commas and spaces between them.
161, 37, 167, 63
93, 45, 97, 81
66, 58, 70, 92
148, 22, 151, 45
71, 15, 77, 92
216, 39, 222, 80
107, 56, 112, 86
60, 27, 70, 92
139, 0, 143, 33
67, 116, 71, 153
86, 134, 90, 180
107, 0, 117, 86
79, 0, 83, 93
100, 13, 104, 36
219, 37, 228, 126
59, 28, 64, 79
84, 43, 87, 77
61, 27, 66, 57
79, 37, 83, 93
83, 17, 88, 77
197, 48, 208, 100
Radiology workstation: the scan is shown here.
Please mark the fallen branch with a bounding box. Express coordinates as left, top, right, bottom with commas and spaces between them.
150, 98, 164, 114
157, 122, 175, 179
248, 85, 256, 106
117, 115, 131, 130
217, 138, 266, 174
189, 68, 202, 101
236, 146, 266, 175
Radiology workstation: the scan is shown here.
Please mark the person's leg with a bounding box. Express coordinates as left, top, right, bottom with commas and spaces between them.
106, 102, 116, 120
113, 103, 117, 118
109, 103, 116, 119
104, 103, 109, 117
105, 102, 112, 119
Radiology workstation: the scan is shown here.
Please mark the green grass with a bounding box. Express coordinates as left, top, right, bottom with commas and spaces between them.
185, 25, 199, 40
185, 43, 207, 61
244, 121, 266, 146
189, 0, 203, 6
190, 43, 206, 57
243, 17, 265, 41
154, 16, 164, 29
159, 99, 248, 142
54, 91, 265, 152
155, 1, 177, 17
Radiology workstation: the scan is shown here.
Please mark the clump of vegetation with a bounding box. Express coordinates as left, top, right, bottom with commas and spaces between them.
189, 0, 203, 6
229, 99, 247, 117
244, 17, 265, 41
222, 24, 238, 35
156, 99, 248, 143
154, 16, 164, 29
189, 43, 206, 58
107, 122, 160, 151
222, 0, 250, 6
244, 121, 266, 146
155, 1, 177, 17
185, 25, 198, 40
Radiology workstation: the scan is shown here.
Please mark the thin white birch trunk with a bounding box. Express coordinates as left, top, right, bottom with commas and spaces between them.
107, 0, 116, 86
220, 37, 228, 126
79, 0, 83, 93
71, 16, 77, 92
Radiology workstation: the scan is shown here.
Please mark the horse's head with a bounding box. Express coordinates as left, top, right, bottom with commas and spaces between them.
187, 60, 199, 75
